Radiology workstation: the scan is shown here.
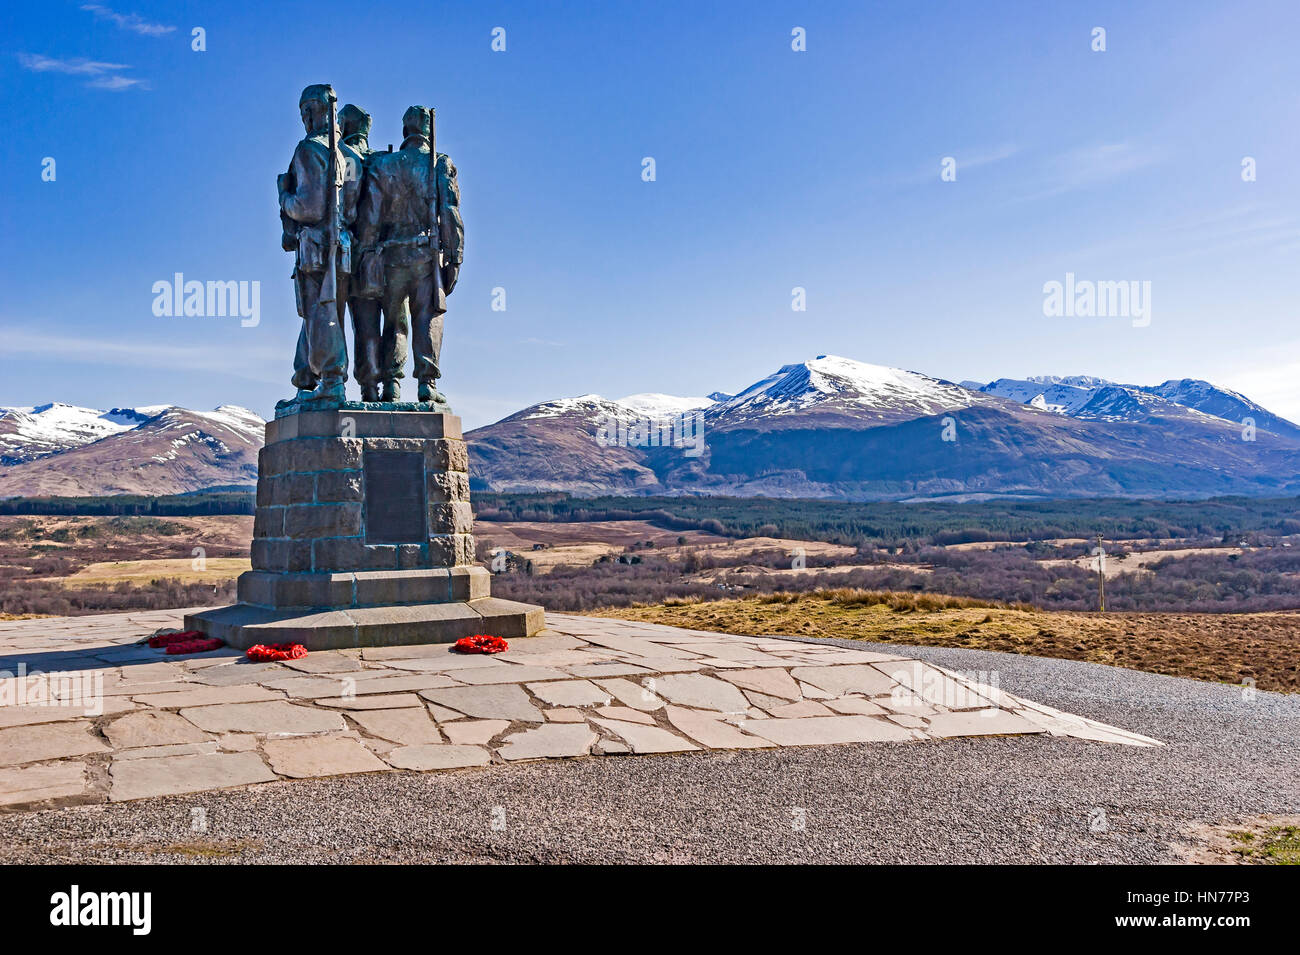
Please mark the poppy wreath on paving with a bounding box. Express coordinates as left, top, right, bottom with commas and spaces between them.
246, 643, 308, 662
147, 630, 224, 655
453, 634, 509, 654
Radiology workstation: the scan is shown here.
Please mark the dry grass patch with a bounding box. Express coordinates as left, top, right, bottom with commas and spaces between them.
594, 589, 1300, 693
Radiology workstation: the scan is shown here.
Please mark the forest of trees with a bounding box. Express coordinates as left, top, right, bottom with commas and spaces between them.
475, 492, 1300, 548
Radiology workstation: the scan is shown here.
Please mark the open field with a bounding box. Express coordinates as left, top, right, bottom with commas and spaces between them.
0, 514, 251, 573
596, 590, 1300, 694
66, 557, 251, 586
1043, 546, 1247, 578
0, 515, 248, 615
474, 520, 727, 573
4, 500, 1300, 624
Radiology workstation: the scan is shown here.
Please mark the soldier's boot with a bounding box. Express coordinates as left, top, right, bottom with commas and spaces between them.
417, 380, 446, 405
381, 380, 401, 402
360, 384, 381, 403
304, 377, 346, 406
275, 387, 316, 412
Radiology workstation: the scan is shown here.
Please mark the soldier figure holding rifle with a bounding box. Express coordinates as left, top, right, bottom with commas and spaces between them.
277, 84, 361, 407
338, 103, 383, 402
354, 105, 464, 404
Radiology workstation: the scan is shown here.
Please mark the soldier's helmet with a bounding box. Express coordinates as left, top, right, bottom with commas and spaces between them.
299, 84, 335, 107
402, 106, 432, 141
340, 104, 371, 139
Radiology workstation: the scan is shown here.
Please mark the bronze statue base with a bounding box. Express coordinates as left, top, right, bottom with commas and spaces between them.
188, 406, 543, 649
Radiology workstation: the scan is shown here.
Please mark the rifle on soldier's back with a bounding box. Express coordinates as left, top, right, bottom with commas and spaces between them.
320, 92, 341, 305
426, 107, 443, 299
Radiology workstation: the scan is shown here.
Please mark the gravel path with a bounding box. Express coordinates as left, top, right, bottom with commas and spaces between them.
1, 638, 1295, 864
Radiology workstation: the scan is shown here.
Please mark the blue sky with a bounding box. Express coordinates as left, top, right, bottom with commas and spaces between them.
4, 0, 1300, 429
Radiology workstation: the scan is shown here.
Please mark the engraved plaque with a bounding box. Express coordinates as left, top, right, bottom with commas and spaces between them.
363, 450, 427, 544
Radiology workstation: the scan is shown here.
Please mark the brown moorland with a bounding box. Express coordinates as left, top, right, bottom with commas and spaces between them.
596, 589, 1300, 694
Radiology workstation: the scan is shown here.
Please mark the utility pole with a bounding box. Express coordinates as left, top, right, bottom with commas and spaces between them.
1095, 533, 1106, 612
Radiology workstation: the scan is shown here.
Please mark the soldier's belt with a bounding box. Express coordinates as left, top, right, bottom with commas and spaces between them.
373, 232, 434, 251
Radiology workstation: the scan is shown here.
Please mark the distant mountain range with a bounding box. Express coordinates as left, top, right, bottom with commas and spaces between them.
466, 356, 1300, 501
0, 404, 262, 497
3, 356, 1299, 501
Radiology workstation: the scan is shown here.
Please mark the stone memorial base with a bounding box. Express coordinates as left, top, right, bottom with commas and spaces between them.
187, 402, 543, 650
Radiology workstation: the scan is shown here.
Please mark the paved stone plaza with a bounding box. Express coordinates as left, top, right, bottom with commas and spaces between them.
0, 609, 1158, 808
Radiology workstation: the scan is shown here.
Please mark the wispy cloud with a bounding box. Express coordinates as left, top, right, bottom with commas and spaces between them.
17, 53, 147, 91
80, 3, 175, 36
886, 144, 1020, 186
17, 53, 128, 75
0, 327, 283, 385
953, 143, 1020, 172
86, 74, 148, 91
1016, 142, 1163, 202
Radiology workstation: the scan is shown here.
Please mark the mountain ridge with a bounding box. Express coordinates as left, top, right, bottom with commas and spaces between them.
1, 356, 1297, 501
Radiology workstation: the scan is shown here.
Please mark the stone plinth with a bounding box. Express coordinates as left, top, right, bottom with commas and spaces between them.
188, 403, 543, 650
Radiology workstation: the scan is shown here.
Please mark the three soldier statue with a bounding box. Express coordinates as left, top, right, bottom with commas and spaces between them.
277, 84, 464, 409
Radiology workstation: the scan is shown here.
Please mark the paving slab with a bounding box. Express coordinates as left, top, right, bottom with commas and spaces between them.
564, 662, 653, 678
825, 696, 888, 716
739, 715, 916, 746
424, 702, 465, 722
718, 668, 803, 700
0, 721, 109, 766
664, 706, 773, 749
925, 709, 1048, 738
347, 708, 441, 746
192, 662, 287, 686
0, 762, 88, 806
498, 723, 597, 761
442, 719, 509, 745
385, 744, 491, 771
650, 673, 750, 713
453, 665, 570, 685
590, 718, 700, 754
109, 751, 276, 801
277, 653, 362, 674
421, 685, 543, 723
179, 701, 346, 735
132, 685, 281, 709
594, 677, 664, 711
874, 661, 998, 710
526, 679, 611, 707
263, 735, 388, 778
791, 665, 899, 698
316, 693, 425, 710
116, 741, 220, 760
766, 700, 836, 718
115, 662, 189, 684
0, 698, 135, 729
102, 710, 212, 749
593, 706, 656, 725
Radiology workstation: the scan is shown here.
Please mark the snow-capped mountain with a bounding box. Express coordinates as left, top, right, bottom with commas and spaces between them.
617, 393, 715, 418
1137, 379, 1300, 440
714, 356, 978, 426
0, 404, 264, 497
979, 378, 1097, 415
0, 403, 152, 464
979, 376, 1300, 437
5, 357, 1300, 501
468, 355, 1300, 500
